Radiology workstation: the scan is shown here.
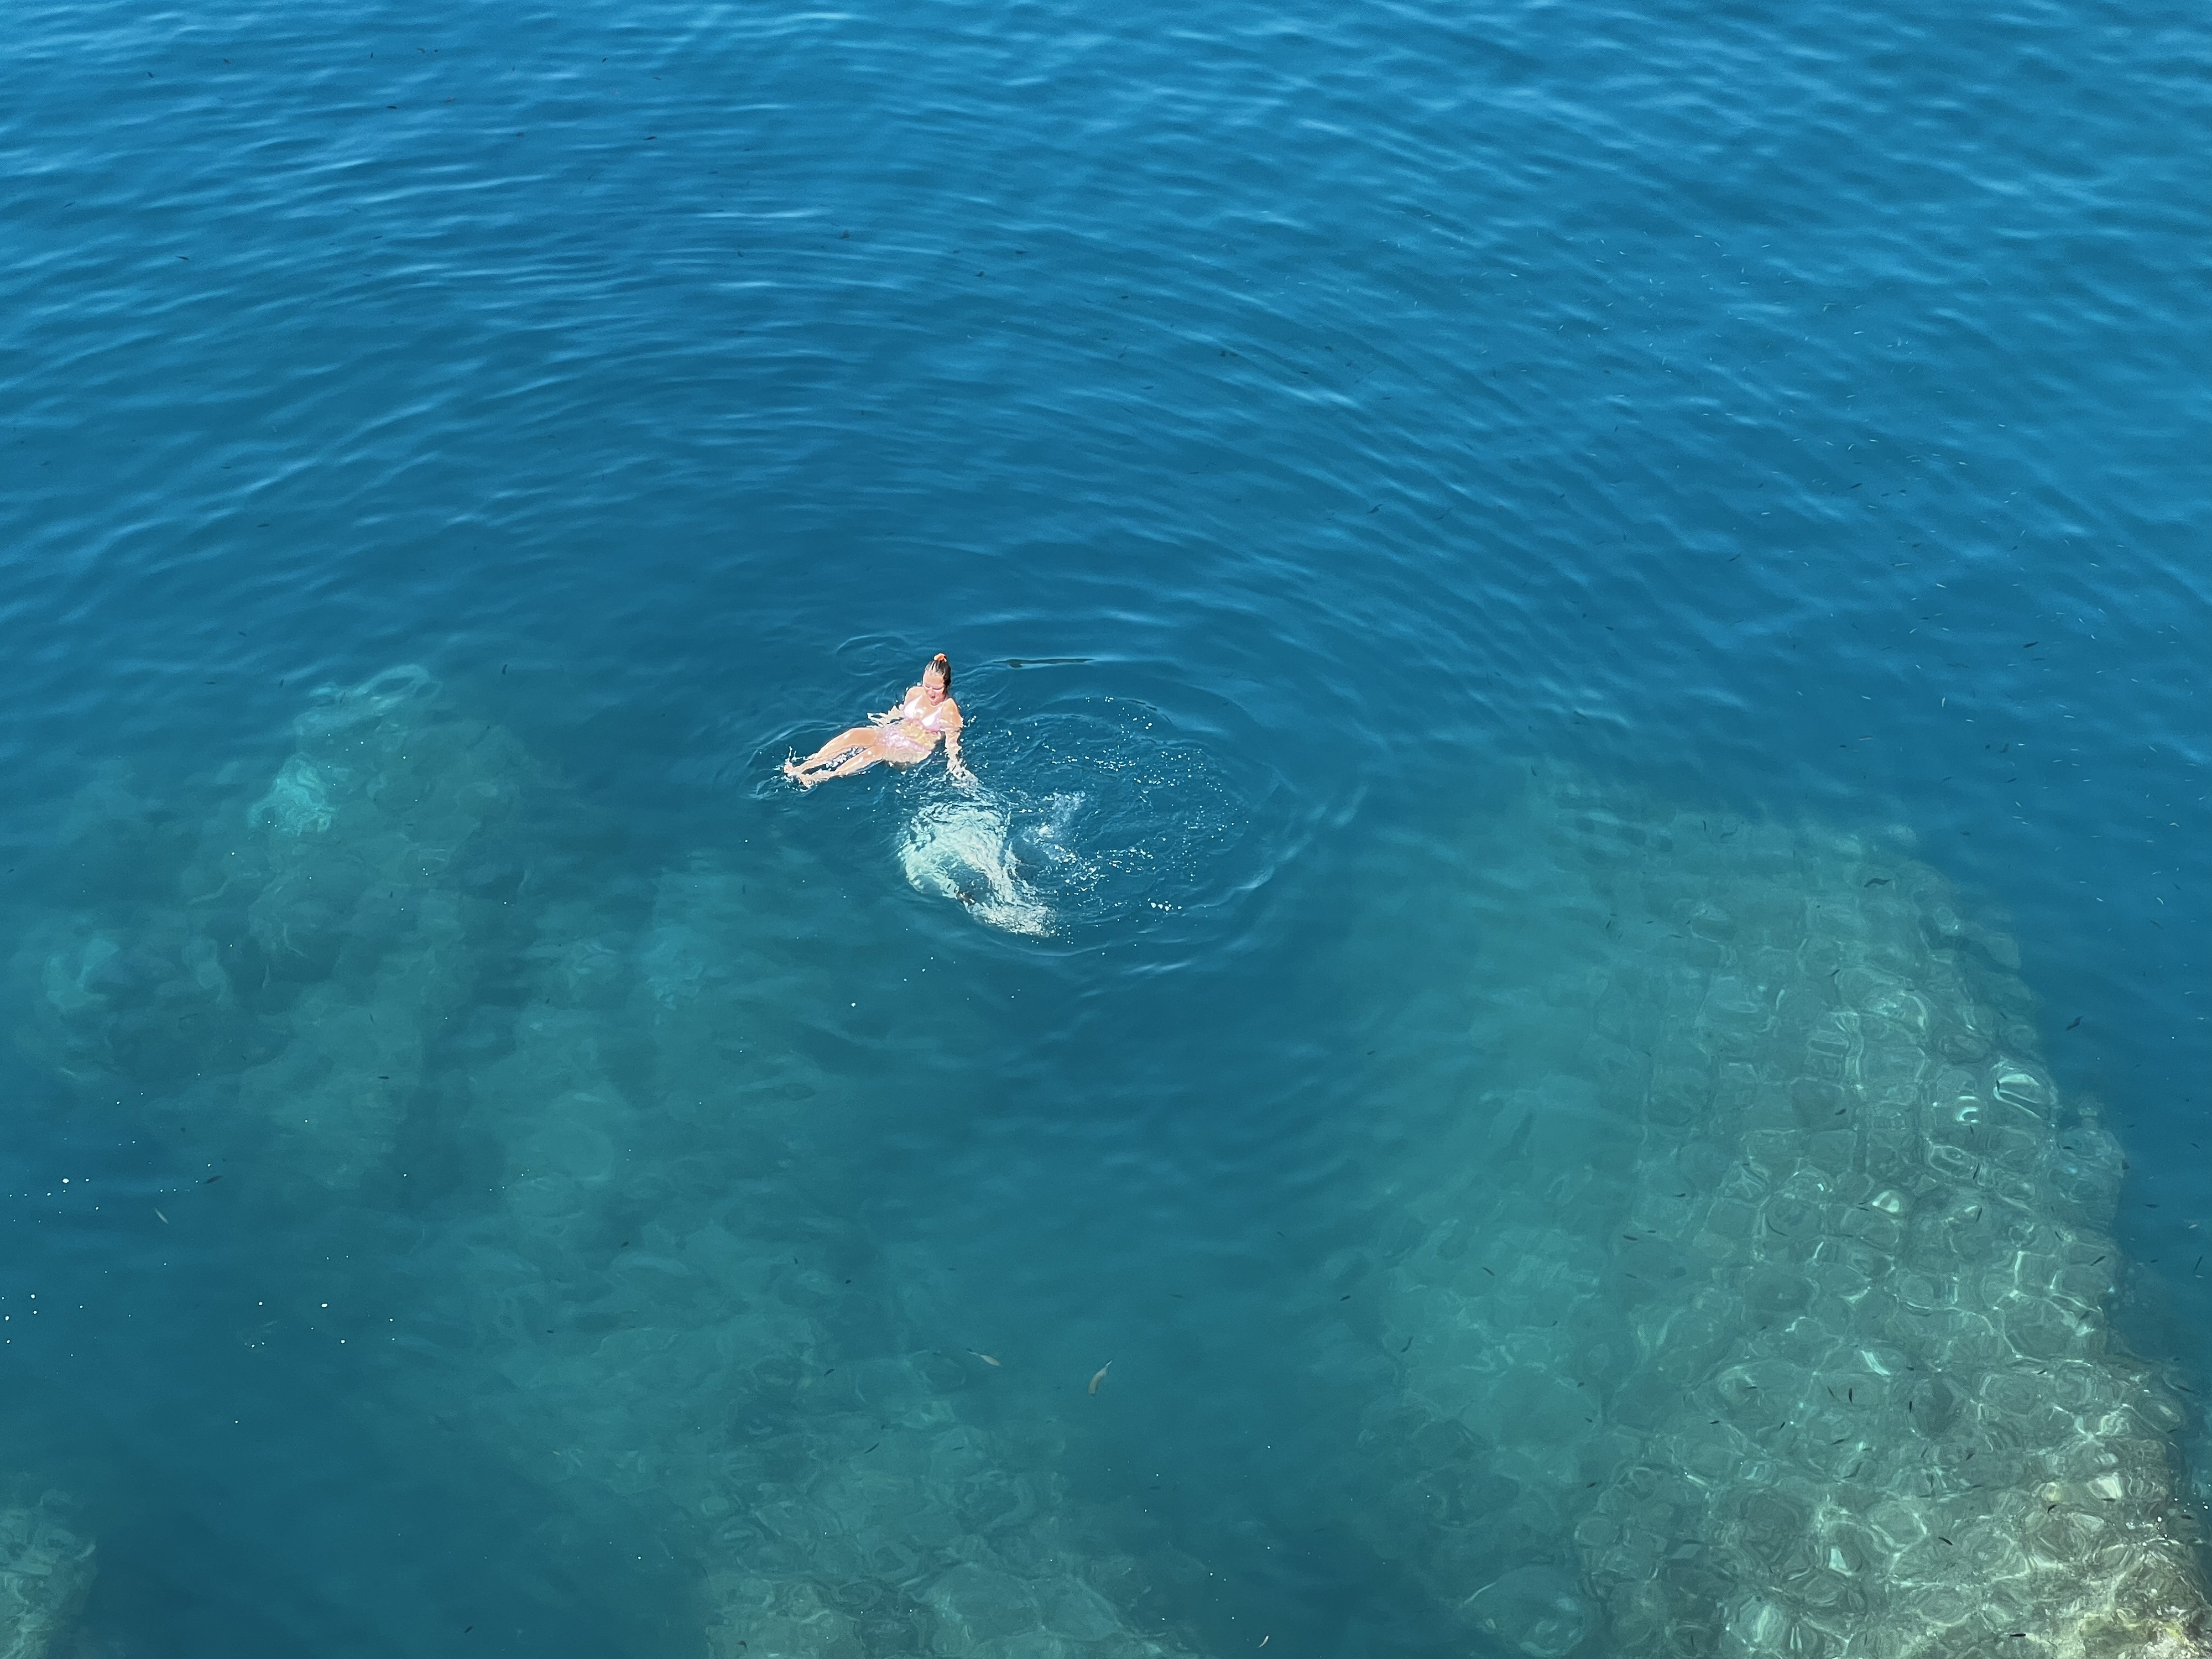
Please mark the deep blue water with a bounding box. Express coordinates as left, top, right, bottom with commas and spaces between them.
2, 0, 2208, 1652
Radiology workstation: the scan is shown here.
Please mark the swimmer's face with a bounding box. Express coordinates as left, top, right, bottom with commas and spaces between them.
922, 665, 947, 698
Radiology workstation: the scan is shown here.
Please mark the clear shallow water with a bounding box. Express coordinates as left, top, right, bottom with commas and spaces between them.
1, 0, 2208, 1651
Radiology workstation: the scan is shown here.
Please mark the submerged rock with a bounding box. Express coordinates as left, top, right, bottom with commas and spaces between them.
12, 666, 541, 1187
403, 854, 1214, 1659
9, 674, 1211, 1653
0, 1489, 95, 1659
1351, 767, 2210, 1659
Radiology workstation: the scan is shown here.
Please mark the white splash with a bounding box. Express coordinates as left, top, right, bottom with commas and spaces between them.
898, 795, 1054, 936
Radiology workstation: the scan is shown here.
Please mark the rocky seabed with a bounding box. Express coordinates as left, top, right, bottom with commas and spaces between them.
1355, 771, 2209, 1659
11, 680, 2209, 1658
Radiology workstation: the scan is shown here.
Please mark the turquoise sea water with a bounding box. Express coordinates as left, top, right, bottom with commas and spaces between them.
2, 0, 2208, 1652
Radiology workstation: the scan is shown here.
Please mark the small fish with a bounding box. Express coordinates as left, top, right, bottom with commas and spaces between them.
1864, 877, 1890, 887
1088, 1362, 1112, 1396
2067, 1016, 2082, 1030
969, 1350, 1001, 1367
204, 1174, 223, 1184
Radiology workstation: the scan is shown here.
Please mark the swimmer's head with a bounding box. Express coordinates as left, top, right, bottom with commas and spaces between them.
926, 653, 952, 695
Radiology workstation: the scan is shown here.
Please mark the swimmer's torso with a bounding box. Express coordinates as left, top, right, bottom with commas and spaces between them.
883, 684, 956, 752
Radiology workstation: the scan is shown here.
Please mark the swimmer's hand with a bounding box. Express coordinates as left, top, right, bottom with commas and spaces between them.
948, 762, 977, 790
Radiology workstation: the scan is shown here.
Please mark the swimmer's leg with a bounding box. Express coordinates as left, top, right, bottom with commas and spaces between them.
809, 737, 908, 782
785, 727, 874, 783
787, 728, 904, 786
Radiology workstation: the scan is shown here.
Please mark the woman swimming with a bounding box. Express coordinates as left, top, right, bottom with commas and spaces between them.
783, 653, 973, 789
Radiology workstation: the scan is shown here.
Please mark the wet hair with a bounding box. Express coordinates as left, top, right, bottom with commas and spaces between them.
926, 652, 952, 692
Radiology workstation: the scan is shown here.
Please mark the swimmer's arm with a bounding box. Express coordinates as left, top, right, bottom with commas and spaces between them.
943, 703, 973, 783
